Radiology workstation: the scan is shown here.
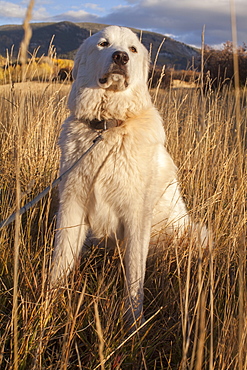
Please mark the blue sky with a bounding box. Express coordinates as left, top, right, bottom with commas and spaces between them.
0, 0, 246, 48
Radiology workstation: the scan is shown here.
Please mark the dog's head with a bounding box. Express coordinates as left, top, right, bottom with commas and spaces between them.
68, 26, 151, 120
73, 26, 149, 91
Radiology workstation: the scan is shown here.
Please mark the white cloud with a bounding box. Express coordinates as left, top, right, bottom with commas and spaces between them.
32, 7, 50, 20
52, 9, 98, 22
0, 1, 49, 22
0, 1, 26, 19
84, 3, 104, 12
112, 5, 131, 10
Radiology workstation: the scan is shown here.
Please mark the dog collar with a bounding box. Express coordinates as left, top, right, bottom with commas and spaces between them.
88, 118, 123, 130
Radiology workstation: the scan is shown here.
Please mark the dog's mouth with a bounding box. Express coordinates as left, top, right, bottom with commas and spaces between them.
98, 69, 129, 91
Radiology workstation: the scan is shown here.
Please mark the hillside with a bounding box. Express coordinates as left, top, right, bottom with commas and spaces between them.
0, 21, 199, 69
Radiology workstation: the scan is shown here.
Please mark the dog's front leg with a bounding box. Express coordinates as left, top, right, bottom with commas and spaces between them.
123, 215, 152, 328
50, 196, 88, 287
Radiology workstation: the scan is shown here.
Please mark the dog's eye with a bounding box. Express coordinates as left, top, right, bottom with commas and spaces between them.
129, 46, 137, 53
98, 41, 110, 47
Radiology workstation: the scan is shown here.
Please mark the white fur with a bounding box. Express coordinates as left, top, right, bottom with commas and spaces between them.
50, 26, 205, 326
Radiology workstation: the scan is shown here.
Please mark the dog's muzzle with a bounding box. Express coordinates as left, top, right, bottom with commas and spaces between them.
98, 50, 130, 91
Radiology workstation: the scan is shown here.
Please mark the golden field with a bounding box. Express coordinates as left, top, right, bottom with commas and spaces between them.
0, 79, 246, 369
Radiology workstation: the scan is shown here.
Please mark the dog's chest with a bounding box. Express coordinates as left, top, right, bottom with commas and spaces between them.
63, 120, 154, 181
59, 113, 173, 238
87, 129, 152, 190
78, 128, 154, 235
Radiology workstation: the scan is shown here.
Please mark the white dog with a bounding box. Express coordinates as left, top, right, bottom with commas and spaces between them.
50, 26, 207, 327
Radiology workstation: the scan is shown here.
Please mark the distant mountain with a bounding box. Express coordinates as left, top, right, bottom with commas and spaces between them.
0, 21, 199, 69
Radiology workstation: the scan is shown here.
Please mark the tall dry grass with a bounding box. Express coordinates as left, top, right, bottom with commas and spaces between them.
0, 79, 246, 369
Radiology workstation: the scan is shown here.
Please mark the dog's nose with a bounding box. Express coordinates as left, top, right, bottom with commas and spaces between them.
112, 51, 129, 66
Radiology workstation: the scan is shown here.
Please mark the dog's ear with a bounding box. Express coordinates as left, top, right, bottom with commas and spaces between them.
143, 49, 150, 83
68, 36, 92, 113
140, 44, 150, 83
72, 43, 86, 80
